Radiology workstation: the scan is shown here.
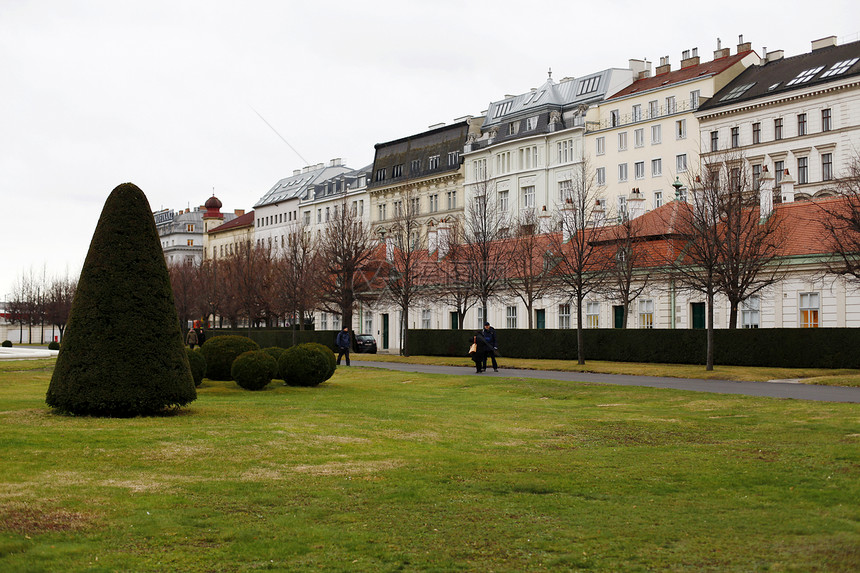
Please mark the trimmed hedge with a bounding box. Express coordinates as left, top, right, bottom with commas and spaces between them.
231, 351, 278, 391
303, 342, 337, 380
2, 340, 12, 347
278, 343, 335, 387
186, 348, 207, 386
206, 329, 338, 352
200, 335, 260, 380
262, 346, 285, 363
48, 341, 60, 350
406, 328, 860, 369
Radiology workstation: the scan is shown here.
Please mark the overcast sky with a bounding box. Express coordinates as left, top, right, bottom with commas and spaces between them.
2, 0, 857, 298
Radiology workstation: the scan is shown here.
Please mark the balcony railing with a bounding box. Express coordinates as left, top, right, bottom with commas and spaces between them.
585, 99, 699, 132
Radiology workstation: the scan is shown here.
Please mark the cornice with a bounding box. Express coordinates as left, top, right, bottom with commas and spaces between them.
368, 171, 463, 196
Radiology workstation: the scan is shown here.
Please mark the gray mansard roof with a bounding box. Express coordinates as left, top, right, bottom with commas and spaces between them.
302, 164, 373, 203
698, 40, 860, 112
254, 161, 352, 208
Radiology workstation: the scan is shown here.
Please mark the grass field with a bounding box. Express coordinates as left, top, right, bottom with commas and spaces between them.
351, 353, 860, 387
1, 360, 858, 572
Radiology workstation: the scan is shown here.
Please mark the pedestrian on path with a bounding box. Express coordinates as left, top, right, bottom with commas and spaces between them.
185, 328, 198, 349
336, 326, 351, 366
481, 322, 499, 372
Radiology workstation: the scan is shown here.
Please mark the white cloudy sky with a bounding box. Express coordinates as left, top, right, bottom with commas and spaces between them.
1, 0, 857, 298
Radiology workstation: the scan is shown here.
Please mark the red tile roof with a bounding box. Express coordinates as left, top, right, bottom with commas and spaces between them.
208, 210, 254, 234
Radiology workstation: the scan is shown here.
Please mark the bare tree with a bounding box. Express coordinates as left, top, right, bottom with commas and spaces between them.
168, 260, 199, 330
223, 239, 273, 333
381, 187, 428, 355
548, 160, 610, 365
601, 211, 653, 328
273, 225, 320, 345
318, 194, 377, 332
436, 219, 479, 329
817, 153, 860, 282
44, 273, 77, 341
505, 210, 557, 328
461, 178, 510, 324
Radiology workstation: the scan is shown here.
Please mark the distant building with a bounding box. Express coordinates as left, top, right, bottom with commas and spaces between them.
157, 196, 238, 265
300, 164, 373, 241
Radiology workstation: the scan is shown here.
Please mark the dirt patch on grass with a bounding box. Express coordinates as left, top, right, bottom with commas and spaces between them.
0, 501, 97, 534
100, 478, 170, 493
291, 459, 403, 476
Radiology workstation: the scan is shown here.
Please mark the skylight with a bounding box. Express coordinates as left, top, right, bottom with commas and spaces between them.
768, 82, 781, 91
493, 101, 513, 118
576, 76, 600, 96
523, 90, 545, 105
786, 66, 824, 86
719, 82, 756, 101
821, 58, 859, 78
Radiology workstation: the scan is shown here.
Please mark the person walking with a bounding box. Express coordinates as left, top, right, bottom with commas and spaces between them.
185, 327, 198, 350
336, 326, 351, 366
470, 333, 488, 373
481, 321, 499, 372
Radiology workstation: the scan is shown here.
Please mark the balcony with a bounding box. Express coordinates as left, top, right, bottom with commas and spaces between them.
586, 99, 699, 132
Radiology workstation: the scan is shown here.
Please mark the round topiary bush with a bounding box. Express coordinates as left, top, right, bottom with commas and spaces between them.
278, 343, 335, 387
186, 348, 206, 387
200, 335, 260, 381
48, 341, 60, 350
262, 346, 285, 365
231, 350, 278, 391
303, 342, 337, 380
46, 183, 196, 417
2, 340, 12, 347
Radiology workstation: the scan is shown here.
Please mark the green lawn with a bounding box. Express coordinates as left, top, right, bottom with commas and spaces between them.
352, 353, 860, 386
1, 361, 858, 572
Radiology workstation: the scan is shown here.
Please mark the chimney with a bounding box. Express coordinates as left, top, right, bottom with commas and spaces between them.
681, 48, 700, 68
627, 188, 647, 219
713, 37, 730, 59
592, 200, 606, 227
234, 209, 245, 216
629, 58, 650, 78
656, 55, 671, 75
329, 158, 342, 167
737, 34, 751, 53
780, 169, 796, 203
427, 222, 438, 253
293, 169, 301, 176
759, 165, 774, 220
436, 223, 449, 258
538, 205, 551, 233
812, 36, 837, 51
766, 50, 785, 63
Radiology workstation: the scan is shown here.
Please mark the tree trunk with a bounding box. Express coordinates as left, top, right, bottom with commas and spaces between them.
728, 301, 739, 329
526, 302, 533, 329
458, 313, 465, 330
622, 303, 629, 329
706, 290, 715, 371
576, 296, 585, 365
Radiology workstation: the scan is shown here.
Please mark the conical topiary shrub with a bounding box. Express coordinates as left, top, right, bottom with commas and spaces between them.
46, 183, 197, 416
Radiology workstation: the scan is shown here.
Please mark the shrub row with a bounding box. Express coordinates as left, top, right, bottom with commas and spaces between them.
407, 328, 860, 369
205, 329, 338, 352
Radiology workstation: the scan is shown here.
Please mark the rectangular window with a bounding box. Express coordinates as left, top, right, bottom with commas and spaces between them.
473, 159, 487, 180
666, 96, 676, 114
392, 164, 403, 178
710, 130, 719, 152
526, 116, 538, 130
596, 167, 606, 186
421, 309, 431, 329
651, 124, 662, 144
822, 108, 832, 132
499, 190, 509, 212
496, 151, 511, 174
775, 160, 784, 185
639, 299, 654, 328
519, 146, 538, 169
187, 239, 194, 246
676, 119, 686, 139
797, 113, 807, 136
378, 203, 387, 221
752, 122, 761, 144
448, 151, 459, 166
618, 195, 627, 217
317, 208, 322, 223
632, 104, 642, 122
447, 191, 457, 210
634, 128, 645, 148
731, 127, 740, 148
376, 168, 386, 181
303, 211, 310, 226
690, 90, 700, 109
618, 132, 628, 151
596, 136, 605, 155
522, 186, 535, 209
558, 304, 571, 329
558, 180, 572, 202
799, 292, 819, 328
752, 164, 762, 190
634, 161, 645, 180
477, 307, 484, 329
411, 197, 420, 215
506, 305, 518, 329
557, 139, 575, 164
618, 163, 628, 182
649, 100, 659, 118
320, 312, 328, 330
610, 110, 620, 127
411, 159, 421, 174
429, 194, 439, 212
741, 296, 760, 328
429, 155, 440, 169
586, 302, 600, 328
676, 154, 687, 173
822, 153, 833, 181
654, 191, 663, 208
774, 118, 783, 140
798, 157, 808, 184
651, 158, 662, 176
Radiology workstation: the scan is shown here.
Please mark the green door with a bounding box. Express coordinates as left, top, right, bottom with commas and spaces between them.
691, 303, 706, 329
535, 309, 545, 329
382, 314, 389, 349
450, 311, 459, 330
613, 305, 625, 328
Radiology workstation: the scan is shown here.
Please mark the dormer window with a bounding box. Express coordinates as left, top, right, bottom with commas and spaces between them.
493, 101, 513, 118
576, 76, 600, 95
526, 116, 538, 130
392, 164, 403, 178
786, 66, 824, 86
428, 155, 440, 169
822, 58, 859, 77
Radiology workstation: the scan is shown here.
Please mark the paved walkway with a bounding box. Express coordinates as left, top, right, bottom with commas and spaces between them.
0, 347, 59, 360
354, 361, 860, 403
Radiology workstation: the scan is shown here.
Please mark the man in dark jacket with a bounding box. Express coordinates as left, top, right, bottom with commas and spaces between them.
481, 322, 498, 372
336, 326, 351, 366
